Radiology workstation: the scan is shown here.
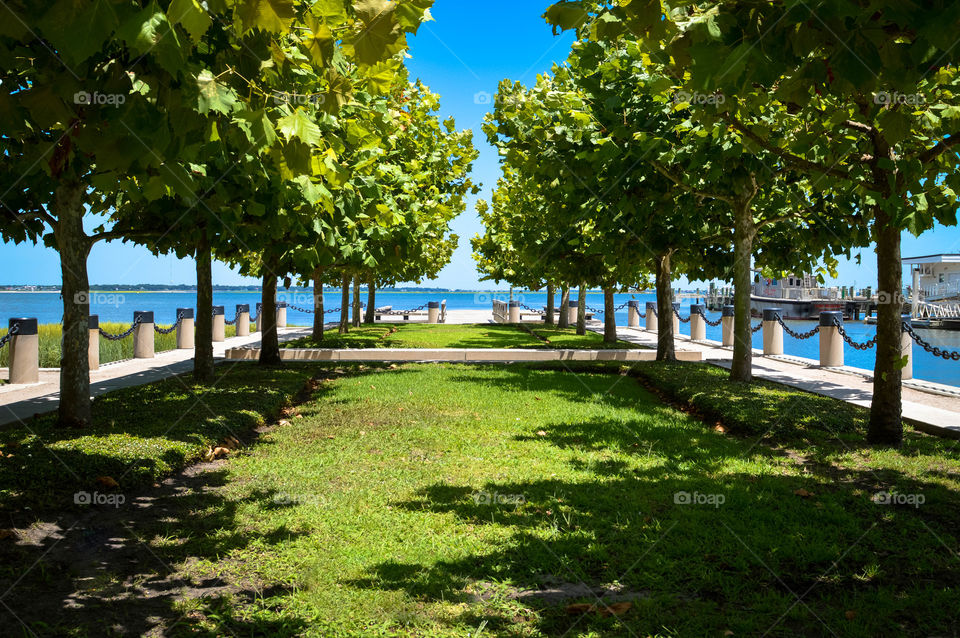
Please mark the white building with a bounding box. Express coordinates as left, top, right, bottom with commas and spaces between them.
903, 254, 960, 301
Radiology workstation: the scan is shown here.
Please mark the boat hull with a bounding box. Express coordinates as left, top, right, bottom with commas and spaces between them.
750, 296, 846, 320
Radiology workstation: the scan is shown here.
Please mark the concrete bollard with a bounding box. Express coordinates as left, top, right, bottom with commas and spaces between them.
690, 304, 706, 341
721, 305, 735, 347
212, 306, 226, 342
7, 318, 39, 384
627, 300, 640, 327
672, 302, 680, 335
276, 302, 287, 328
428, 301, 441, 324
176, 308, 194, 349
507, 301, 520, 323
901, 315, 913, 381
645, 302, 658, 332
236, 304, 250, 337
762, 308, 784, 355
88, 315, 100, 371
254, 303, 262, 333
567, 300, 578, 325
819, 311, 844, 367
133, 311, 154, 359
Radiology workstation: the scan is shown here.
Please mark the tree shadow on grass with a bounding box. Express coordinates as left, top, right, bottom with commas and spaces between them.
346, 412, 960, 637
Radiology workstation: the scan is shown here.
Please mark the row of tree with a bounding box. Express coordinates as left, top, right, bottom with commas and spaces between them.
473, 1, 960, 446
0, 0, 477, 428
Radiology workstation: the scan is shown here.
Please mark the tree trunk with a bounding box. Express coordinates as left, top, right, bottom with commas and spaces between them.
545, 283, 555, 325
655, 253, 676, 361
352, 275, 361, 328
193, 228, 214, 383
312, 266, 324, 341
259, 271, 281, 365
558, 286, 570, 329
365, 277, 375, 324
868, 209, 904, 445
603, 287, 617, 344
730, 202, 755, 382
55, 180, 92, 428
339, 275, 350, 334
576, 284, 587, 335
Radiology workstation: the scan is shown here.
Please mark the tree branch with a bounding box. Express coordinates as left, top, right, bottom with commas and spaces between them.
914, 134, 960, 165
721, 112, 854, 180
650, 161, 735, 205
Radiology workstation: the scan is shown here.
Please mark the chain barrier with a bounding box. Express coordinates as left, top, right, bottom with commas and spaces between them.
832, 318, 876, 350
751, 322, 763, 334
224, 314, 237, 326
902, 321, 960, 361
673, 309, 691, 324
0, 323, 19, 350
695, 307, 722, 327
289, 305, 314, 313
614, 302, 629, 311
100, 316, 141, 341
380, 304, 428, 315
775, 315, 820, 340
153, 312, 183, 335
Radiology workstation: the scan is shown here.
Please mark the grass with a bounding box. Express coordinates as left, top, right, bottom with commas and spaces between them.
282, 323, 639, 350
0, 323, 238, 368
1, 361, 958, 636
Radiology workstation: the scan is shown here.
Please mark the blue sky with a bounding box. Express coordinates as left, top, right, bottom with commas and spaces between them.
1, 0, 959, 289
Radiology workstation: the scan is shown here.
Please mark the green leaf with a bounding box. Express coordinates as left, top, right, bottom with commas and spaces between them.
303, 17, 334, 66
277, 108, 323, 146
195, 69, 237, 114
237, 0, 296, 33
543, 2, 589, 34
345, 0, 405, 66
167, 0, 212, 42
39, 0, 119, 64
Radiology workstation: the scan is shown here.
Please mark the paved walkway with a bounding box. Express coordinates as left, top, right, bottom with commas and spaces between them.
609, 325, 960, 439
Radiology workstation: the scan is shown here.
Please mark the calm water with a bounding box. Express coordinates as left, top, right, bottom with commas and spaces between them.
2, 290, 959, 387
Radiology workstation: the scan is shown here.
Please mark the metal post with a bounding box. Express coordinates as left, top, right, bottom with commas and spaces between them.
254, 303, 262, 333
176, 308, 194, 349
507, 301, 519, 323
7, 318, 39, 384
236, 304, 250, 337
645, 302, 658, 332
212, 306, 225, 342
762, 308, 783, 356
133, 311, 154, 359
690, 303, 706, 341
901, 315, 913, 381
721, 305, 735, 346
672, 302, 680, 335
276, 302, 288, 328
428, 301, 441, 324
88, 315, 99, 371
567, 299, 578, 325
819, 311, 844, 367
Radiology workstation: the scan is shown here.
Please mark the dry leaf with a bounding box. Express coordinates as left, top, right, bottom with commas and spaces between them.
714, 425, 726, 433
326, 435, 335, 439
221, 436, 241, 450
598, 602, 632, 617
794, 488, 814, 498
95, 476, 119, 489
278, 419, 291, 427
0, 529, 17, 540
565, 603, 594, 615
845, 610, 856, 620
536, 430, 547, 437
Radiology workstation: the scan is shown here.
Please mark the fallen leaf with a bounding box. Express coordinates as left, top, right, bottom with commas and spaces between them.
845, 610, 856, 620
0, 529, 16, 540
95, 476, 119, 489
714, 425, 726, 433
565, 603, 594, 615
278, 419, 291, 427
221, 436, 241, 450
598, 602, 632, 617
326, 435, 335, 439
794, 488, 815, 498
536, 430, 547, 437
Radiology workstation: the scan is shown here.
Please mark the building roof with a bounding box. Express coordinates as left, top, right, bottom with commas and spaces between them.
902, 254, 960, 265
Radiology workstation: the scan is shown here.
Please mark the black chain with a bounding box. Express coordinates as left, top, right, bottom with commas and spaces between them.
325, 307, 342, 314
833, 318, 876, 350
224, 314, 237, 326
614, 302, 629, 311
380, 304, 428, 315
673, 309, 691, 324
0, 323, 19, 350
100, 316, 141, 341
289, 305, 314, 313
153, 312, 183, 335
775, 315, 820, 340
903, 321, 960, 360
695, 307, 722, 327
752, 322, 763, 334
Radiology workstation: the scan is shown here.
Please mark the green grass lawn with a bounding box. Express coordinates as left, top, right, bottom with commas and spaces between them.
2, 361, 957, 637
282, 323, 639, 350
